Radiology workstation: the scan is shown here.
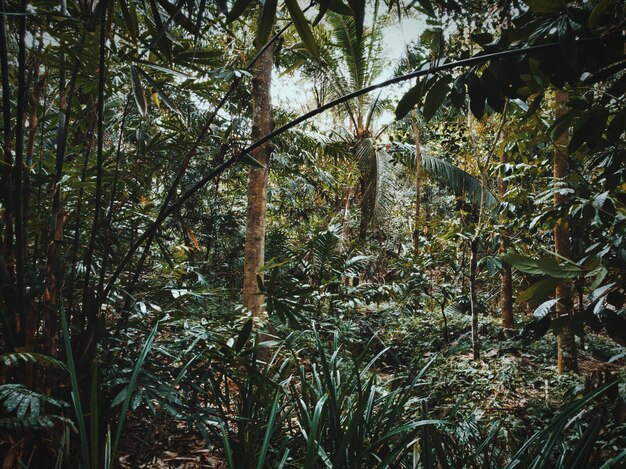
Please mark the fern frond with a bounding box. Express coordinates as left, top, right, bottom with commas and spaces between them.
342, 255, 372, 277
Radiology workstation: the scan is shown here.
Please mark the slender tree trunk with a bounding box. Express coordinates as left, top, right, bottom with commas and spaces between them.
554, 90, 578, 374
0, 0, 17, 352
82, 13, 107, 327
469, 236, 480, 360
341, 186, 351, 247
411, 110, 422, 255
14, 0, 27, 346
242, 24, 273, 317
499, 149, 513, 329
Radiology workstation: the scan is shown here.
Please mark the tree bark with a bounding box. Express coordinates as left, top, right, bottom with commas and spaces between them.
499, 149, 514, 329
411, 110, 422, 255
341, 186, 351, 250
242, 27, 273, 317
470, 236, 480, 360
554, 90, 578, 374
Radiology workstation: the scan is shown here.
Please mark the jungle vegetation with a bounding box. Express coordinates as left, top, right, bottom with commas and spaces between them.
0, 0, 625, 467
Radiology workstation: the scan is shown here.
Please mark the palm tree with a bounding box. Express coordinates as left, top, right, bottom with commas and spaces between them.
317, 14, 496, 249
317, 10, 394, 243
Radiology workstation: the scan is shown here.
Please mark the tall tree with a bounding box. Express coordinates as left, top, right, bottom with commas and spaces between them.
242, 13, 274, 317
553, 90, 578, 373
321, 12, 389, 241
411, 110, 422, 254
499, 134, 513, 329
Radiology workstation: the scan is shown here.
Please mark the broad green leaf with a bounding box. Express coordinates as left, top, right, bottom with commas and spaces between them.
415, 0, 436, 17
327, 0, 352, 15
592, 191, 609, 209
155, 0, 199, 35
501, 252, 543, 275
607, 108, 625, 142
517, 277, 562, 305
534, 299, 558, 319
227, 0, 254, 22
285, 0, 320, 59
481, 67, 505, 113
257, 0, 277, 45
215, 0, 228, 16
240, 153, 265, 168
136, 67, 183, 119
235, 319, 253, 352
147, 0, 173, 60
134, 59, 192, 79
111, 388, 127, 408
467, 72, 485, 119
470, 32, 493, 46
195, 0, 208, 42
118, 0, 139, 41
423, 76, 450, 122
313, 0, 351, 24
588, 0, 614, 27
130, 65, 147, 117
535, 257, 582, 278
395, 81, 422, 120
421, 28, 444, 56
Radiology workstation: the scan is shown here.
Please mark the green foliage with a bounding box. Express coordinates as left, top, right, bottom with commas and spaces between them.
292, 329, 443, 468
0, 0, 624, 466
0, 384, 69, 423
1, 352, 68, 371
391, 143, 496, 207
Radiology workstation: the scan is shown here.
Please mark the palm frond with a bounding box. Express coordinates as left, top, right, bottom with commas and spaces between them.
328, 13, 369, 91
422, 154, 496, 207
391, 143, 496, 207
0, 384, 69, 422
356, 139, 397, 232
323, 13, 385, 132
1, 352, 68, 371
309, 225, 342, 280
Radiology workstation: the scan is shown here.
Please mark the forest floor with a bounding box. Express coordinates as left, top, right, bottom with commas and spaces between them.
118, 307, 626, 468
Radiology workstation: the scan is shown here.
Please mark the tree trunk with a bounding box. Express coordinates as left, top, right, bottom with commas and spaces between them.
499, 149, 514, 329
470, 236, 480, 360
554, 90, 578, 374
340, 185, 351, 254
242, 24, 273, 317
411, 110, 422, 255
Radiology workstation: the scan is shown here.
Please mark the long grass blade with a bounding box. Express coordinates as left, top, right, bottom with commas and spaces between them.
111, 321, 159, 460
60, 306, 90, 468
256, 390, 281, 469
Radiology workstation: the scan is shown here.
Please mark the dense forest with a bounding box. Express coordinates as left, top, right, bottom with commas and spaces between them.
0, 0, 625, 467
